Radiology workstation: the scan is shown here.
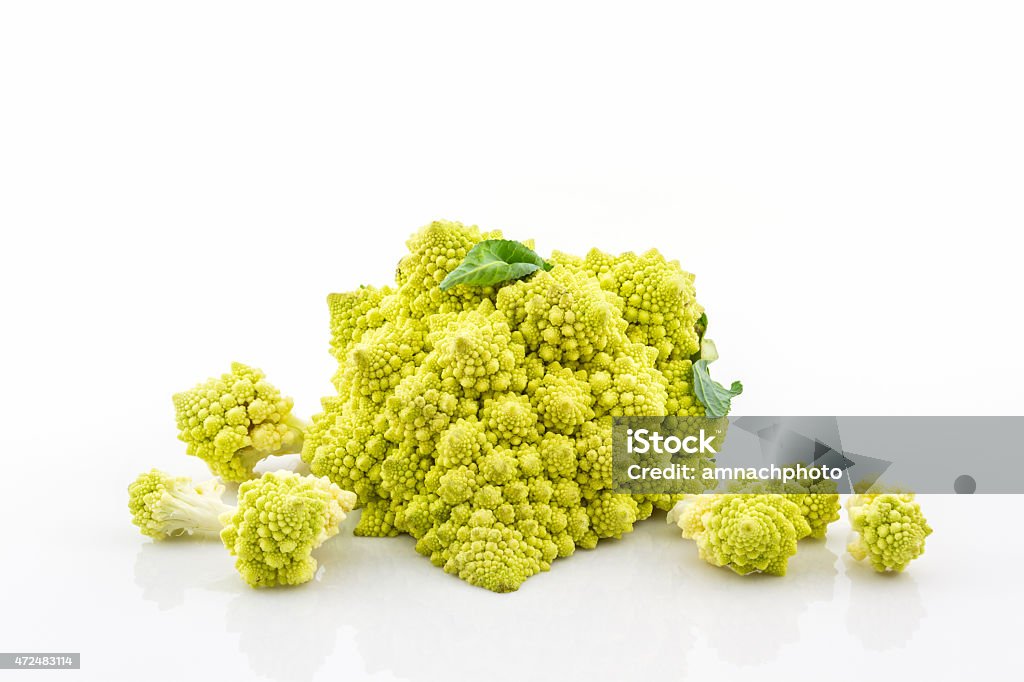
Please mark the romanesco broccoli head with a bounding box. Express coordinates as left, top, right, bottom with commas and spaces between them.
173, 362, 307, 482
670, 494, 811, 576
847, 493, 932, 572
219, 471, 358, 587
128, 469, 233, 540
304, 221, 717, 591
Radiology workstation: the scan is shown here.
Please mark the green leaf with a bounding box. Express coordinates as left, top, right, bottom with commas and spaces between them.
692, 359, 743, 418
440, 239, 553, 291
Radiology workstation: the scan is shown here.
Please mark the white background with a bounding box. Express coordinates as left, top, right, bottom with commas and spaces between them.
2, 1, 1022, 680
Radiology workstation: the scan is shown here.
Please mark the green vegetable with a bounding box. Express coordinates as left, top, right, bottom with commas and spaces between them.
128, 469, 233, 540
129, 469, 357, 587
668, 493, 811, 576
302, 220, 724, 591
847, 493, 931, 572
172, 362, 308, 482
439, 238, 553, 291
692, 359, 742, 418
221, 471, 357, 587
135, 219, 742, 592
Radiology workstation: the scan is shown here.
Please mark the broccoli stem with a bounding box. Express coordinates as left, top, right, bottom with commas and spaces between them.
234, 415, 311, 478
160, 490, 235, 538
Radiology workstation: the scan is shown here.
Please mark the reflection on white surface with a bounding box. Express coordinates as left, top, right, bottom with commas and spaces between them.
223, 580, 341, 681
130, 511, 704, 681
133, 532, 355, 681
119, 500, 1014, 682
133, 540, 232, 611
351, 531, 658, 680
674, 535, 839, 665
844, 555, 925, 650
339, 522, 697, 682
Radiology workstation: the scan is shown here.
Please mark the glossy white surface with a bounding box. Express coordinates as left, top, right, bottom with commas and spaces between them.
2, 490, 1019, 681
3, 1, 1024, 680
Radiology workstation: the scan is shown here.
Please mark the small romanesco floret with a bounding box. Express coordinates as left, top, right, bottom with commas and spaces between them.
220, 471, 358, 588
128, 469, 233, 540
669, 494, 811, 576
847, 493, 932, 573
728, 466, 841, 539
174, 362, 308, 482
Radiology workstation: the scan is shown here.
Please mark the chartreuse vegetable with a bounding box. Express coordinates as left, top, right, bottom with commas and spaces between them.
668, 494, 811, 576
302, 220, 739, 591
221, 471, 357, 587
128, 470, 356, 587
847, 493, 932, 572
173, 362, 308, 482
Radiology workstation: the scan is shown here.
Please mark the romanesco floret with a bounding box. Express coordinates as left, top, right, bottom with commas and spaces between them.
173, 362, 308, 482
495, 265, 626, 365
728, 466, 841, 539
658, 358, 701, 415
787, 476, 841, 539
395, 221, 503, 316
128, 469, 233, 540
582, 248, 704, 363
220, 471, 357, 587
427, 305, 526, 397
666, 493, 716, 539
669, 494, 811, 576
847, 493, 932, 572
328, 286, 391, 362
303, 220, 720, 591
531, 365, 595, 434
